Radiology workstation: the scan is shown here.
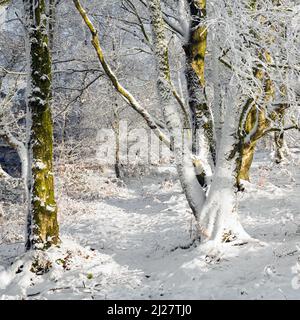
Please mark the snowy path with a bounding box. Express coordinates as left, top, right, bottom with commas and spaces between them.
1, 156, 300, 299
61, 174, 196, 299
60, 160, 300, 299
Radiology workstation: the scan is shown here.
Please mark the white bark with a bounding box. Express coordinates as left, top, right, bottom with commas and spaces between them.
0, 126, 27, 182
148, 0, 206, 223
0, 164, 9, 179
199, 82, 251, 243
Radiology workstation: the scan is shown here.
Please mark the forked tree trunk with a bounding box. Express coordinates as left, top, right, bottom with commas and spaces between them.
24, 0, 59, 250
148, 0, 206, 223
236, 0, 285, 187
200, 86, 251, 243
236, 103, 268, 187
236, 49, 275, 189
237, 103, 286, 188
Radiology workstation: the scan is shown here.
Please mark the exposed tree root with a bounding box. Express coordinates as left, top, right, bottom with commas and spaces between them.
170, 236, 201, 252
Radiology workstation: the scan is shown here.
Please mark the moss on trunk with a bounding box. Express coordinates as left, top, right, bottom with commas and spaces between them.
236, 2, 287, 188
184, 0, 216, 165
0, 0, 10, 7
25, 0, 59, 250
236, 49, 275, 189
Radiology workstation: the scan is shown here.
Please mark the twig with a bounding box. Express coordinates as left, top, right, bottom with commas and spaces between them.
0, 66, 27, 76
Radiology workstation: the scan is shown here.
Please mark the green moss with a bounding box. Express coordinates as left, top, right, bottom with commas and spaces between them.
184, 0, 216, 164
0, 0, 10, 7
236, 46, 276, 189
26, 0, 59, 250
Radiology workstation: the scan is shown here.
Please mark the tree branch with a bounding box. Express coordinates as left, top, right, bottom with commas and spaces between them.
73, 0, 172, 149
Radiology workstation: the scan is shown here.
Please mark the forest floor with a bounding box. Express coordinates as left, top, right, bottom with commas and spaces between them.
0, 150, 300, 299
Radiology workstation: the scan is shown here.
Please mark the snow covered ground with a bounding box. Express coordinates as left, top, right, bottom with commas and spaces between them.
0, 150, 300, 300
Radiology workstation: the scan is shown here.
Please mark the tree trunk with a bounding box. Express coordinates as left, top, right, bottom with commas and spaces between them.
236, 103, 285, 189
236, 50, 275, 189
184, 0, 216, 166
48, 0, 58, 52
148, 0, 206, 225
236, 105, 269, 189
236, 103, 258, 187
113, 104, 121, 179
0, 164, 9, 179
24, 0, 59, 250
274, 131, 284, 163
0, 0, 10, 7
237, 144, 256, 183
200, 86, 251, 244
236, 1, 281, 188
274, 101, 286, 164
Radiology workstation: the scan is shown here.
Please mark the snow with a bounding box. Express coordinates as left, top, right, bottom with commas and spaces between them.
45, 205, 56, 213
34, 161, 46, 170
0, 238, 142, 299
1, 152, 300, 299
